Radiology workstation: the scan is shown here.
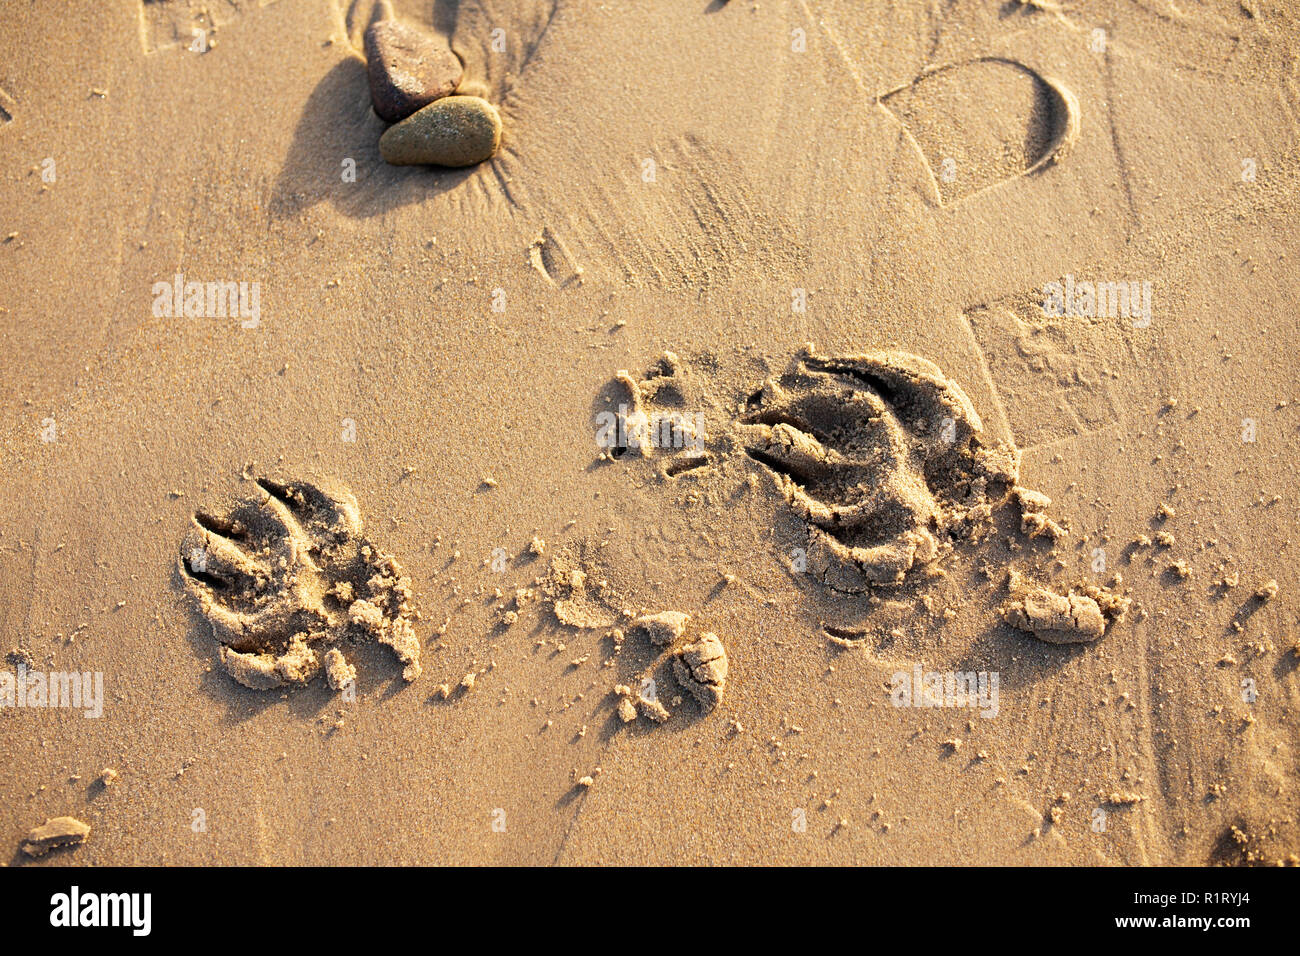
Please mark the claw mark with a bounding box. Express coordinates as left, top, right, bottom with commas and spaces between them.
820, 620, 905, 662
662, 454, 710, 478
1102, 47, 1140, 234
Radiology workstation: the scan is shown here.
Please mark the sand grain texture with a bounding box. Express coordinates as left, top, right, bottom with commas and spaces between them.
0, 0, 1298, 866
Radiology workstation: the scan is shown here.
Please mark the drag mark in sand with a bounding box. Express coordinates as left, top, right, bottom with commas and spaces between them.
963, 297, 1120, 451
880, 57, 1079, 206
528, 226, 584, 288
138, 0, 280, 55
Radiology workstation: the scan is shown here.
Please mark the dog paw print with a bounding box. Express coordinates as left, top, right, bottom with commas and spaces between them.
179, 476, 421, 690
737, 349, 1018, 593
599, 351, 711, 478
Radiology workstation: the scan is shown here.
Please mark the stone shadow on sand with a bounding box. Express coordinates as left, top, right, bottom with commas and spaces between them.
269, 56, 477, 222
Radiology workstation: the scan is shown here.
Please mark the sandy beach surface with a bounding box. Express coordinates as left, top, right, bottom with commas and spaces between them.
1, 0, 1298, 865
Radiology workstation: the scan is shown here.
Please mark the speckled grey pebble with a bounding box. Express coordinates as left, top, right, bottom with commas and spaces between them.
378, 96, 502, 167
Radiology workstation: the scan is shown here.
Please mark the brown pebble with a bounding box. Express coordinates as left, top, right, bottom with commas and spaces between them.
364, 1, 463, 123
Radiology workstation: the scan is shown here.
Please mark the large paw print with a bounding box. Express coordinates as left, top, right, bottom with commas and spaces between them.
179, 476, 421, 689
737, 350, 1018, 592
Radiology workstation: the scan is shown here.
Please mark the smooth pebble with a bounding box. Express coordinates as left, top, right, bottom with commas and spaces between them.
379, 96, 502, 167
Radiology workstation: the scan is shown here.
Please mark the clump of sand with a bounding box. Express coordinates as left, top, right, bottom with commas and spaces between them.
1001, 570, 1131, 644
22, 816, 90, 857
629, 611, 690, 646
611, 613, 729, 722
542, 545, 628, 629
672, 632, 728, 710
1014, 486, 1069, 541
179, 477, 421, 690
541, 545, 723, 723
